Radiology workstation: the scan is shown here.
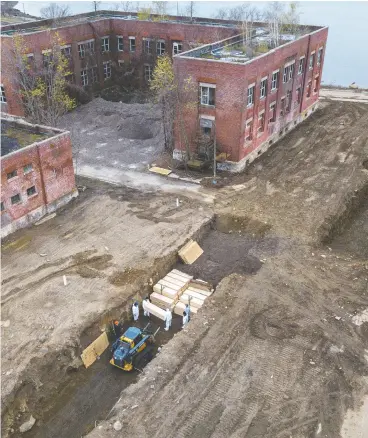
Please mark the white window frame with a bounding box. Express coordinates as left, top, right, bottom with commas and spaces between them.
309, 51, 315, 70
81, 68, 88, 86
257, 110, 265, 134
61, 44, 71, 57
269, 102, 276, 123
298, 56, 305, 75
157, 40, 166, 56
129, 36, 136, 52
260, 77, 267, 99
245, 117, 253, 142
103, 61, 111, 80
144, 64, 152, 82
283, 66, 289, 83
200, 83, 216, 106
317, 47, 323, 65
289, 63, 295, 81
0, 84, 6, 103
247, 83, 255, 107
271, 70, 279, 90
143, 38, 153, 54
117, 36, 124, 51
101, 36, 110, 53
78, 39, 95, 58
91, 66, 98, 83
173, 41, 183, 55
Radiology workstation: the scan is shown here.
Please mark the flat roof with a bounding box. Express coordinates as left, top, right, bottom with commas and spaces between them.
1, 116, 66, 157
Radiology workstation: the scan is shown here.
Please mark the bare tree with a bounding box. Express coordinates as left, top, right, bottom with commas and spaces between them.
264, 1, 285, 47
40, 3, 71, 19
186, 1, 196, 23
281, 2, 301, 36
92, 1, 101, 14
239, 4, 262, 44
152, 1, 168, 20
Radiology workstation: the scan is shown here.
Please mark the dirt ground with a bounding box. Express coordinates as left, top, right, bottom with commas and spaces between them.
1, 100, 368, 438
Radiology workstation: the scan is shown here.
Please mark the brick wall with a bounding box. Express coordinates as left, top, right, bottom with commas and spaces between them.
1, 126, 76, 227
174, 27, 328, 164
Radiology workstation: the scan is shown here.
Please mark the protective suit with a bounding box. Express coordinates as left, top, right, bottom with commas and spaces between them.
185, 304, 191, 321
132, 302, 139, 321
182, 311, 189, 328
142, 297, 150, 317
164, 308, 172, 331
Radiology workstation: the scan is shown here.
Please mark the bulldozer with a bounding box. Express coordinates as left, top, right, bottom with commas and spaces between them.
110, 325, 158, 371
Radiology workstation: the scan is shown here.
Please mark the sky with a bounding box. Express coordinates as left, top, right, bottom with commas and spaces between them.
13, 1, 368, 87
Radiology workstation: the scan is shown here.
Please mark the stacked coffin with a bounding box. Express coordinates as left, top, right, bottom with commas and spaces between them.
148, 269, 214, 320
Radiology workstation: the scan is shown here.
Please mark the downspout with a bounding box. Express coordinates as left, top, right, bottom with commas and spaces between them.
36, 144, 48, 208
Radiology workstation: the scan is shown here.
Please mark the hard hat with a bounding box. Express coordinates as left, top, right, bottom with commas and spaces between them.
114, 320, 119, 326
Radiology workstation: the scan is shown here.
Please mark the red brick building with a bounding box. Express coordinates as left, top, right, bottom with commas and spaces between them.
1, 114, 77, 237
0, 12, 328, 171
173, 27, 328, 170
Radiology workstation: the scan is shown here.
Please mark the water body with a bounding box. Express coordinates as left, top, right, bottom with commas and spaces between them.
16, 1, 368, 87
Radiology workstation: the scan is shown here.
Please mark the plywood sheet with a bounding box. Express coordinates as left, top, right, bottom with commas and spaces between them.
178, 240, 204, 264
149, 166, 172, 176
187, 286, 213, 297
161, 276, 188, 289
81, 332, 109, 368
145, 301, 167, 320
184, 289, 207, 301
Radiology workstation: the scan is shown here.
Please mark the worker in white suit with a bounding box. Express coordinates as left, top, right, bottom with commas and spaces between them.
164, 308, 172, 331
182, 311, 189, 329
132, 301, 139, 321
142, 297, 150, 317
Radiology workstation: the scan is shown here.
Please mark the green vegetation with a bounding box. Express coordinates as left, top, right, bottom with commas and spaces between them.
5, 127, 47, 147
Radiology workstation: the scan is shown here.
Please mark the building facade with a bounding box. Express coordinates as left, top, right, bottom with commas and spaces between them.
0, 12, 328, 171
1, 114, 77, 237
173, 27, 328, 171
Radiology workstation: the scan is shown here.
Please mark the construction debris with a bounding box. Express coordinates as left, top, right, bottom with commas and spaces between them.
149, 166, 172, 176
81, 332, 109, 368
178, 240, 204, 264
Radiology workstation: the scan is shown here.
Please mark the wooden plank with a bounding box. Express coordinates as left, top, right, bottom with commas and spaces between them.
158, 279, 185, 292
149, 166, 172, 176
187, 286, 213, 297
144, 301, 167, 320
81, 332, 109, 368
184, 289, 208, 301
180, 294, 204, 308
171, 269, 193, 279
161, 276, 188, 288
153, 283, 176, 295
178, 240, 204, 264
160, 287, 179, 300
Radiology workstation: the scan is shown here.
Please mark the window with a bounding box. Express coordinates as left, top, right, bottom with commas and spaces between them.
269, 102, 276, 123
283, 66, 289, 83
144, 39, 152, 54
78, 40, 95, 59
309, 52, 315, 70
317, 47, 323, 65
280, 97, 286, 116
1, 202, 4, 212
144, 65, 152, 82
103, 61, 111, 80
245, 118, 253, 142
257, 112, 265, 134
306, 81, 312, 97
296, 87, 302, 104
247, 84, 255, 107
200, 84, 215, 106
173, 41, 183, 55
0, 85, 6, 103
81, 69, 88, 86
42, 50, 52, 67
200, 117, 213, 136
27, 186, 37, 197
91, 66, 98, 83
101, 36, 110, 52
157, 40, 166, 56
314, 75, 320, 93
271, 71, 279, 90
11, 194, 21, 205
61, 45, 71, 58
118, 60, 124, 68
118, 36, 124, 51
129, 37, 136, 52
23, 163, 33, 174
7, 170, 17, 180
298, 56, 305, 74
289, 63, 294, 81
286, 90, 292, 112
260, 78, 267, 99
